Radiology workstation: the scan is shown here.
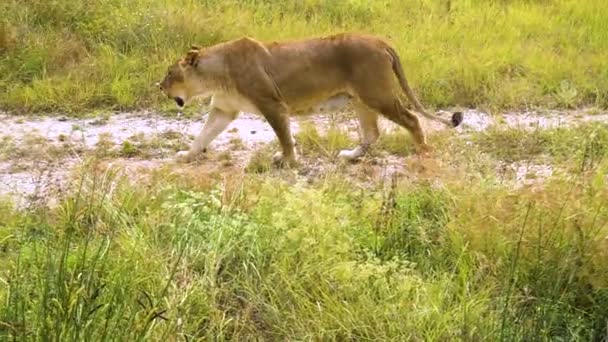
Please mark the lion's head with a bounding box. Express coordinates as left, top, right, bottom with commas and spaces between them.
158, 45, 226, 108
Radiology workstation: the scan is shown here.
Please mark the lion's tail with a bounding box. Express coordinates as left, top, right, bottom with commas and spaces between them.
387, 47, 462, 127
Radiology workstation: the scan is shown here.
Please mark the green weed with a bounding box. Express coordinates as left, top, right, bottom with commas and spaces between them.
294, 121, 353, 158
2, 0, 608, 340
472, 122, 608, 169
1, 158, 607, 340
1, 0, 607, 114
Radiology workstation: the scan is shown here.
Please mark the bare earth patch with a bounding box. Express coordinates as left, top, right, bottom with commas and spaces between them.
0, 108, 606, 208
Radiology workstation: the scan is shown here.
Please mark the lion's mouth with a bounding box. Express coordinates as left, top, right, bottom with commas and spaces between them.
174, 97, 185, 108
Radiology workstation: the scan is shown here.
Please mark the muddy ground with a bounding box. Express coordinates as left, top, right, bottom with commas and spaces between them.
1, 107, 607, 209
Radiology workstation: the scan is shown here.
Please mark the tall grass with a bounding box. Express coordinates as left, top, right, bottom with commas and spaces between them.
2, 1, 608, 340
1, 155, 607, 340
1, 0, 607, 114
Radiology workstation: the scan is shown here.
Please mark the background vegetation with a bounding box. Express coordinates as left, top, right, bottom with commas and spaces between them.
1, 120, 607, 340
2, 0, 608, 340
0, 0, 607, 114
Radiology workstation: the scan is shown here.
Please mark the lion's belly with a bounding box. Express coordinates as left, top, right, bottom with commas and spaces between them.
271, 57, 353, 115
211, 90, 354, 117
289, 93, 354, 116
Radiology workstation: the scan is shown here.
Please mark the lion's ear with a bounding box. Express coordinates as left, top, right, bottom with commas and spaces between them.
185, 49, 200, 68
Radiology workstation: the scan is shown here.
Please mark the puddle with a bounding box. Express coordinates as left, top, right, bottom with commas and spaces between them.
501, 111, 608, 130
0, 108, 606, 208
453, 108, 608, 132
0, 111, 279, 149
0, 160, 75, 209
502, 161, 555, 188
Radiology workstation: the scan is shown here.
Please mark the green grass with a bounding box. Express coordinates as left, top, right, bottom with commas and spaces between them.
1, 123, 608, 340
1, 152, 608, 340
472, 121, 608, 168
1, 0, 607, 114
294, 121, 354, 158
2, 1, 608, 340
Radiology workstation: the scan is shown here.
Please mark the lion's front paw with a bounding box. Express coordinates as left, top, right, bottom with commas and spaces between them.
272, 151, 297, 168
338, 149, 359, 161
416, 144, 433, 157
175, 150, 193, 163
338, 146, 364, 161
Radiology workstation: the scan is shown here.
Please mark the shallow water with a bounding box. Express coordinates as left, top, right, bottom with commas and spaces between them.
1, 108, 606, 208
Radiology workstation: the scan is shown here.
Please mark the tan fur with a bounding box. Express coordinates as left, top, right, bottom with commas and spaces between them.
158, 32, 463, 165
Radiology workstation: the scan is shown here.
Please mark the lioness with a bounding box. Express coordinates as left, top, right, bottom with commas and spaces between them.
158, 32, 463, 166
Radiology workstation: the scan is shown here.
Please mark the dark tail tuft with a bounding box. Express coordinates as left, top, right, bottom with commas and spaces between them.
451, 111, 463, 127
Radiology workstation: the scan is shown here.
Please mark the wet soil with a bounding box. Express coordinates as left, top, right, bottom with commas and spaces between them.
1, 108, 606, 208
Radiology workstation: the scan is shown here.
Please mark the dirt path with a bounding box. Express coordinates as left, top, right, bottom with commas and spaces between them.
1, 108, 607, 208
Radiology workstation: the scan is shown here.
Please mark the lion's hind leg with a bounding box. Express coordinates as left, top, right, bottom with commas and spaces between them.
357, 91, 430, 155
350, 60, 430, 155
338, 101, 380, 161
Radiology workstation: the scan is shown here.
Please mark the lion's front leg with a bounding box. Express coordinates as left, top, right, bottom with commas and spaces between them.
175, 107, 238, 163
266, 112, 297, 167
